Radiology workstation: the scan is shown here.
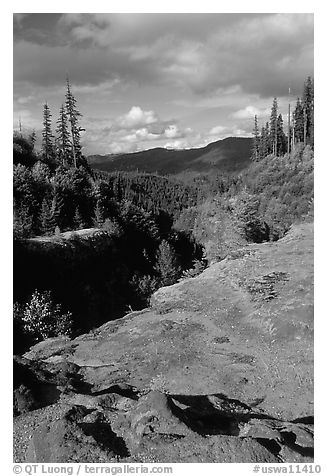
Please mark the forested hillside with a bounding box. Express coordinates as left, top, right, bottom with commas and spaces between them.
88, 136, 253, 175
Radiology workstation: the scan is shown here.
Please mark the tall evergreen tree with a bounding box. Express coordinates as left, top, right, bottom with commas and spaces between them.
302, 76, 314, 146
51, 190, 65, 229
294, 98, 304, 144
269, 98, 278, 155
56, 104, 71, 166
276, 114, 287, 156
65, 77, 83, 168
41, 102, 56, 166
251, 115, 260, 161
259, 124, 269, 160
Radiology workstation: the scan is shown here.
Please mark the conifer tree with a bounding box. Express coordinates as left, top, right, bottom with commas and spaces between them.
51, 191, 65, 229
251, 115, 260, 161
155, 240, 181, 286
41, 102, 56, 166
13, 201, 33, 239
65, 77, 83, 168
56, 104, 71, 166
39, 198, 55, 235
276, 113, 287, 156
294, 98, 304, 144
259, 124, 269, 160
93, 200, 105, 227
29, 130, 37, 147
302, 76, 314, 146
74, 206, 85, 230
269, 98, 278, 155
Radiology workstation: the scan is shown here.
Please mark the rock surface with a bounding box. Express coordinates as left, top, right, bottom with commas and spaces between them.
14, 222, 314, 463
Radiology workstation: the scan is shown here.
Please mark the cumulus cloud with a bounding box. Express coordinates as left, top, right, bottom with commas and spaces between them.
232, 105, 271, 119
83, 106, 194, 154
114, 106, 158, 130
209, 125, 228, 135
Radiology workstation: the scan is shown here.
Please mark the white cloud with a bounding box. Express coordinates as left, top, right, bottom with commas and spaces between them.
115, 106, 158, 130
15, 95, 35, 105
84, 106, 195, 154
164, 124, 182, 139
232, 105, 270, 119
209, 125, 227, 135
164, 139, 190, 150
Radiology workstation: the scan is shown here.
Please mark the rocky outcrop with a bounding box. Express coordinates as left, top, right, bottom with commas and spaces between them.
14, 222, 314, 463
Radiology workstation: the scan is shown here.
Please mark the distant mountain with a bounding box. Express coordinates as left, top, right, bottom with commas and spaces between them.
87, 137, 253, 175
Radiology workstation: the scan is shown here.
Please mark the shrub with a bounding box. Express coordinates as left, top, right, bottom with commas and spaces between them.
13, 203, 33, 239
181, 259, 207, 279
15, 290, 73, 342
155, 240, 181, 286
130, 274, 159, 305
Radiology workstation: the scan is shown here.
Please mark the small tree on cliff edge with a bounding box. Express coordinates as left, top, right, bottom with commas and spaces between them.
155, 240, 181, 286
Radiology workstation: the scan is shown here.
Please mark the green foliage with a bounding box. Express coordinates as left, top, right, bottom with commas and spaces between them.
13, 132, 37, 167
56, 103, 72, 166
38, 199, 56, 235
294, 98, 304, 143
101, 218, 123, 236
175, 198, 246, 263
242, 145, 313, 239
65, 77, 83, 167
14, 290, 73, 342
41, 102, 56, 167
302, 76, 314, 146
129, 273, 159, 306
253, 77, 313, 160
181, 259, 207, 279
230, 191, 269, 243
73, 206, 86, 230
155, 240, 181, 286
94, 170, 198, 217
13, 201, 33, 239
13, 164, 39, 233
251, 115, 260, 161
93, 200, 105, 227
269, 97, 279, 155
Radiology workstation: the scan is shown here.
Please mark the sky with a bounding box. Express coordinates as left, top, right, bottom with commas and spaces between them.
13, 13, 314, 155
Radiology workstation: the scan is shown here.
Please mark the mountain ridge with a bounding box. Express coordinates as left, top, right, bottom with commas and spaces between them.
87, 136, 253, 175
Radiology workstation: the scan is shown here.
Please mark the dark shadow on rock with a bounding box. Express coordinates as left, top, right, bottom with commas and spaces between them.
164, 393, 252, 436
166, 392, 314, 460
256, 438, 283, 460
79, 422, 130, 457
93, 383, 139, 400
291, 416, 314, 425
280, 431, 314, 458
14, 357, 63, 415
